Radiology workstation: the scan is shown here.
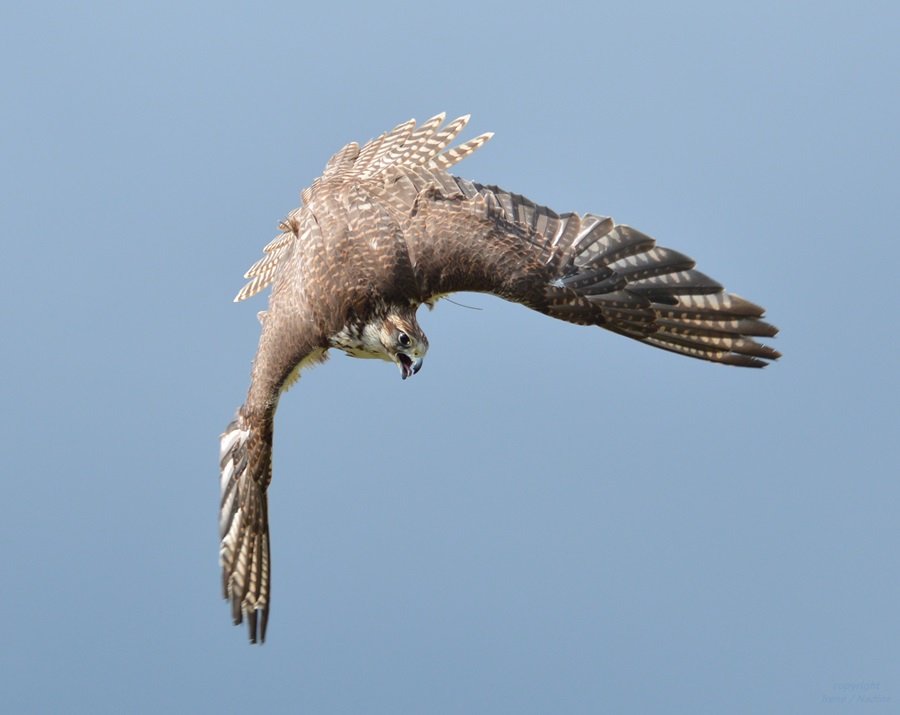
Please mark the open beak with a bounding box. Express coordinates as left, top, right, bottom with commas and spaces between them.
398, 354, 423, 380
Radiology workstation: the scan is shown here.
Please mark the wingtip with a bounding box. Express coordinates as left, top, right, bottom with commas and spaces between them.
248, 608, 258, 644
245, 606, 268, 645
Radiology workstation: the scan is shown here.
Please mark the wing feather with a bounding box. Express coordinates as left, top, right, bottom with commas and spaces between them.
234, 210, 322, 303
405, 178, 780, 366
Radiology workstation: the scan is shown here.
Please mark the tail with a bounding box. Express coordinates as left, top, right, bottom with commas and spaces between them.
219, 405, 273, 643
541, 216, 780, 367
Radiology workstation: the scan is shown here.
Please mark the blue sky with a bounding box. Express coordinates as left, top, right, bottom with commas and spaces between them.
3, 1, 898, 713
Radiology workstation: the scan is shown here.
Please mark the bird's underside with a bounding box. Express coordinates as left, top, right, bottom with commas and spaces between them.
219, 113, 780, 643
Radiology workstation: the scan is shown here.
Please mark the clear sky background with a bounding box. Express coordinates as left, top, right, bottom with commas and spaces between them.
3, 1, 898, 713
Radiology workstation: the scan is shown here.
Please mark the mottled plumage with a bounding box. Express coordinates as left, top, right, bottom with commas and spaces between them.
220, 113, 780, 643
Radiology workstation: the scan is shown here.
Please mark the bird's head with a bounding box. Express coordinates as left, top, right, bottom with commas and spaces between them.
333, 306, 429, 379
378, 309, 429, 380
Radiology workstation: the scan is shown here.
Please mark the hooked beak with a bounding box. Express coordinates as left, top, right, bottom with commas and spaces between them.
398, 354, 423, 380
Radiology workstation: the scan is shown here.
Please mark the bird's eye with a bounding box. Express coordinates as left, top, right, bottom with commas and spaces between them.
398, 332, 411, 347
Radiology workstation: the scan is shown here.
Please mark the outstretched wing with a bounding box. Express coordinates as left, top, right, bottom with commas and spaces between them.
222, 223, 332, 642
220, 315, 329, 642
406, 180, 779, 366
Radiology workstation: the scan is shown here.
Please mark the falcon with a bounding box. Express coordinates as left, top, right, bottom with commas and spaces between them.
219, 113, 780, 643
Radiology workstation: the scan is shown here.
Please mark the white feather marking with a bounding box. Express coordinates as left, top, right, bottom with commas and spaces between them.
219, 427, 248, 461
219, 477, 237, 534
570, 215, 602, 251
220, 457, 235, 493
548, 218, 569, 250
220, 506, 242, 565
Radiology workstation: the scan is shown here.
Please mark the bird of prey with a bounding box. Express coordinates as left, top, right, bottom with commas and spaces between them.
219, 113, 780, 643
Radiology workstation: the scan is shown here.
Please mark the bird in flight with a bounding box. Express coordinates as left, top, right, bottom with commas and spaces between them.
219, 113, 780, 643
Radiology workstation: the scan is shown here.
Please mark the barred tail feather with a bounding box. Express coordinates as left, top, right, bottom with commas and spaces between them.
219, 407, 273, 644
